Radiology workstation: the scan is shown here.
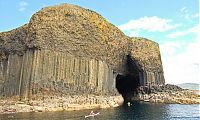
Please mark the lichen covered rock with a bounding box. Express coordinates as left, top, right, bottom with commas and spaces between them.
26, 4, 129, 72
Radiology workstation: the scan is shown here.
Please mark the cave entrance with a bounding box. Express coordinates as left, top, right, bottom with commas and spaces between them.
116, 55, 140, 103
116, 74, 140, 103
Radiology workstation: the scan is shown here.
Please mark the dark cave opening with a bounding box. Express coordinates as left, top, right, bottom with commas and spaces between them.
116, 74, 140, 103
116, 55, 140, 104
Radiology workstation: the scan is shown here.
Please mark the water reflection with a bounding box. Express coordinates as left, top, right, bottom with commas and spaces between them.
165, 104, 200, 120
0, 102, 199, 120
116, 102, 168, 120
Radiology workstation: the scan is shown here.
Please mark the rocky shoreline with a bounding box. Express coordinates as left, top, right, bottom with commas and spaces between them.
135, 84, 200, 104
0, 95, 123, 114
0, 85, 199, 114
137, 90, 200, 104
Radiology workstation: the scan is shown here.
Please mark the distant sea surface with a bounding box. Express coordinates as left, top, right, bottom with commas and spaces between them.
177, 83, 200, 95
0, 102, 199, 120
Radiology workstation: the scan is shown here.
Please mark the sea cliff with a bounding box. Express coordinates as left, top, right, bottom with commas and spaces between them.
0, 3, 164, 101
0, 3, 198, 114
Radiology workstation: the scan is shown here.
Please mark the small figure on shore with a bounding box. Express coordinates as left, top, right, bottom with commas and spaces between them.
127, 102, 131, 106
90, 110, 95, 115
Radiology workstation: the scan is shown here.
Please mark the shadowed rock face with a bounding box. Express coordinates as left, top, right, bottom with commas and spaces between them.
0, 4, 164, 101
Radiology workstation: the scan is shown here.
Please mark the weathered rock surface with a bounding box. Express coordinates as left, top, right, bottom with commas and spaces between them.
26, 4, 130, 72
0, 95, 123, 114
134, 84, 200, 104
129, 37, 165, 86
0, 3, 165, 104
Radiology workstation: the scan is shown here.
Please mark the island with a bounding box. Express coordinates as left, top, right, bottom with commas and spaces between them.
0, 3, 199, 114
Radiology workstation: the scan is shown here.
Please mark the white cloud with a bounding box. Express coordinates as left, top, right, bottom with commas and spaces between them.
118, 16, 177, 33
184, 13, 199, 20
161, 40, 200, 84
128, 30, 140, 37
124, 29, 140, 37
160, 41, 180, 56
167, 24, 200, 38
180, 7, 199, 20
19, 1, 28, 12
180, 7, 188, 13
161, 24, 200, 84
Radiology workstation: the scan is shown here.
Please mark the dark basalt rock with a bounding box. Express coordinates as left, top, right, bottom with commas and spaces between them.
0, 4, 165, 101
137, 84, 183, 94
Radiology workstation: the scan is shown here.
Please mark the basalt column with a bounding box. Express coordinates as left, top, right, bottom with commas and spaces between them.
0, 49, 118, 99
0, 4, 165, 101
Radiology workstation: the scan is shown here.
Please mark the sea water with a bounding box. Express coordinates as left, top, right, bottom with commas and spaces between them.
0, 102, 199, 120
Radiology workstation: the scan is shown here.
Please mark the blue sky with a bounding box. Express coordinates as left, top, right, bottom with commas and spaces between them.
0, 0, 199, 84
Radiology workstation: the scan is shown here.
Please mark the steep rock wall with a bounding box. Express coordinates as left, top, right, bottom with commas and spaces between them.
26, 4, 129, 73
0, 50, 117, 99
129, 37, 165, 86
0, 4, 165, 100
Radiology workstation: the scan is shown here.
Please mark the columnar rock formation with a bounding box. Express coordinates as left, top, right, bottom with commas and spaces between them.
0, 4, 164, 101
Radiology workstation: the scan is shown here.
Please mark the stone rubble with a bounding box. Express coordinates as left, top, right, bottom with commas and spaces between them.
135, 84, 200, 104
0, 95, 123, 114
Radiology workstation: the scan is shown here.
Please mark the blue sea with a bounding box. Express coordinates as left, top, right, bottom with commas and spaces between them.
0, 102, 199, 120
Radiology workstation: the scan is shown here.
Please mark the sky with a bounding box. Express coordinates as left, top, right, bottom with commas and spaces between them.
0, 0, 199, 84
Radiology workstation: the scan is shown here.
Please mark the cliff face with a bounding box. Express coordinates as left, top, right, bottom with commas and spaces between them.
0, 4, 164, 101
129, 37, 165, 86
26, 4, 129, 72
